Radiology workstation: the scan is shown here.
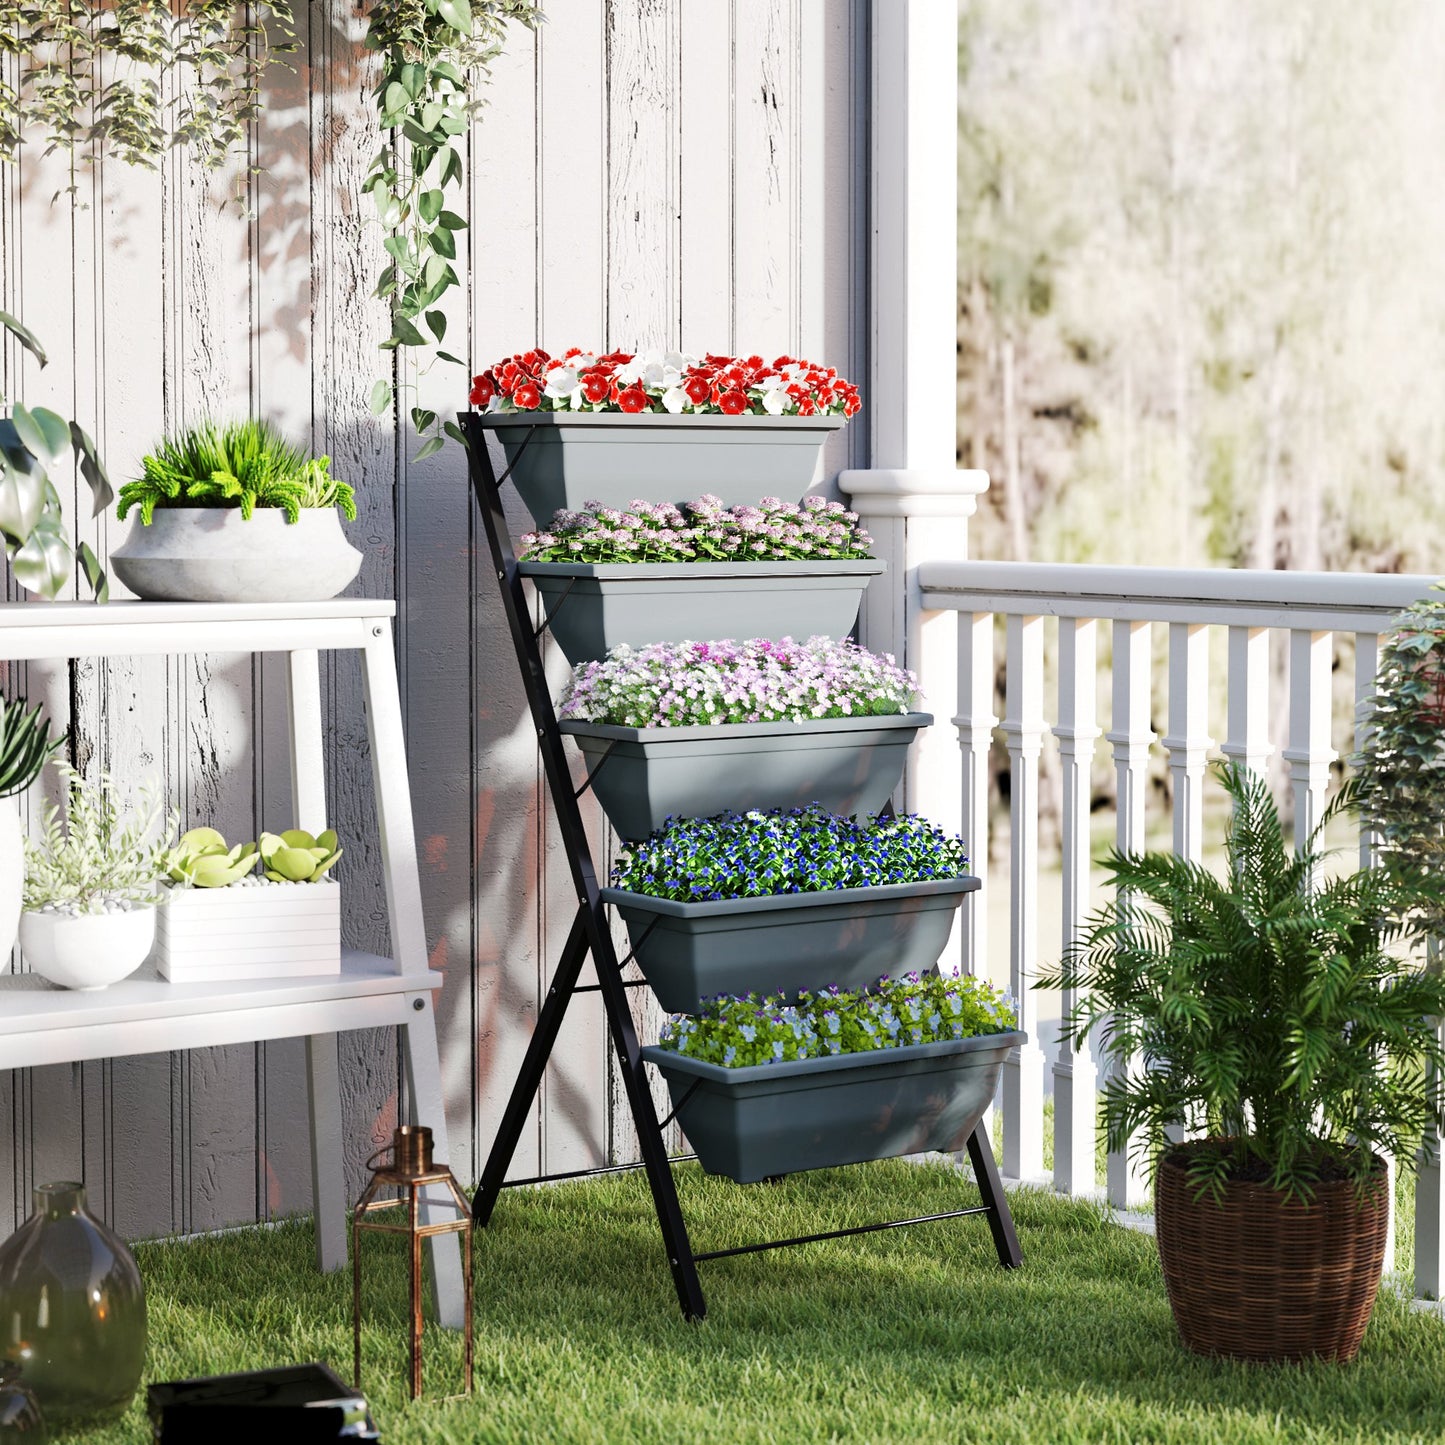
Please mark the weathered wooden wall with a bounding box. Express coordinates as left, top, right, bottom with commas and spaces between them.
0, 0, 870, 1241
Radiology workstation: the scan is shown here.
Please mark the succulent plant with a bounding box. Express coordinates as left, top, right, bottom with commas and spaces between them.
165, 827, 260, 888
259, 828, 342, 883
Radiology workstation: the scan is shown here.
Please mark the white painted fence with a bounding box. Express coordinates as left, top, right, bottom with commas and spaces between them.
906, 559, 1445, 1293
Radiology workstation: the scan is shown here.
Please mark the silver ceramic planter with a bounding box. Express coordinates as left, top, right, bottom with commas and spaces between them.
471, 412, 847, 527
640, 1029, 1026, 1184
600, 876, 979, 1013
522, 558, 885, 664
559, 711, 931, 840
110, 508, 362, 603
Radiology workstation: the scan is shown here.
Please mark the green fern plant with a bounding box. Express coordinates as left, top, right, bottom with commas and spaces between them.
0, 698, 61, 798
1038, 761, 1445, 1203
117, 419, 358, 526
23, 764, 176, 912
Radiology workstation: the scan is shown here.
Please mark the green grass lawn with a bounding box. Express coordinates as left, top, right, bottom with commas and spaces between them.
56, 1158, 1445, 1445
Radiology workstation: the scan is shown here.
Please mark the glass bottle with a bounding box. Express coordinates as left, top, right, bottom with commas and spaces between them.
0, 1361, 45, 1439
0, 1183, 146, 1422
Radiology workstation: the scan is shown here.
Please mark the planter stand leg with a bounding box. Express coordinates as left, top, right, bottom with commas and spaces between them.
966, 1122, 1023, 1269
464, 418, 708, 1323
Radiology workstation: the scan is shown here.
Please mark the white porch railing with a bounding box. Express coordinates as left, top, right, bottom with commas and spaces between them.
915, 560, 1444, 1294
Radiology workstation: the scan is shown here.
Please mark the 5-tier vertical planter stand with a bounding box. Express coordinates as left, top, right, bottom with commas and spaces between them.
461, 412, 1022, 1322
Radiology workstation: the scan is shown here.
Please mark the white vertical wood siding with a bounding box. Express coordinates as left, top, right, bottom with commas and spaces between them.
0, 0, 870, 1241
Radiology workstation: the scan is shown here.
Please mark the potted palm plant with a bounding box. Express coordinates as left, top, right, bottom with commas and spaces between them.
110, 419, 361, 602
601, 806, 977, 1012
518, 494, 884, 665
640, 971, 1021, 1183
1039, 762, 1445, 1364
559, 636, 929, 840
466, 348, 858, 525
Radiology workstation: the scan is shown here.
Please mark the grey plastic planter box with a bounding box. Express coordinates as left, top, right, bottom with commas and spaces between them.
521, 558, 886, 664
470, 412, 848, 527
560, 711, 931, 840
600, 876, 980, 1013
640, 1029, 1026, 1184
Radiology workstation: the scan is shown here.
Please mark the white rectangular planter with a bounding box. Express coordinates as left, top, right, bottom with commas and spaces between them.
157, 882, 341, 982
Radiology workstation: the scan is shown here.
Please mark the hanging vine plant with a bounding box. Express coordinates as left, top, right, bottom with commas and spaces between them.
0, 1, 297, 184
363, 0, 542, 460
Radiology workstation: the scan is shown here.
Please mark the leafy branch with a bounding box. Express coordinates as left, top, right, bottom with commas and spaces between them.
362, 0, 542, 459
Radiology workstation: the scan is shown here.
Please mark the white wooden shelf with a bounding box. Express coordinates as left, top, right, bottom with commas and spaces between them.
0, 597, 466, 1328
0, 953, 443, 1070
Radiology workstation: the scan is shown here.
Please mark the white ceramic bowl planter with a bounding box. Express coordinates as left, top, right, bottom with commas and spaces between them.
19, 905, 156, 991
111, 509, 363, 603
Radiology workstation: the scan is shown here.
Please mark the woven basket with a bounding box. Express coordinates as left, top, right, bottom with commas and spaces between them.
1154, 1144, 1389, 1364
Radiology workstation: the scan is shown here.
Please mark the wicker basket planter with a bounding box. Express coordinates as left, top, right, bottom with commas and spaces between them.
1154, 1143, 1390, 1363
470, 412, 846, 527
639, 1029, 1024, 1184
599, 876, 979, 1013
560, 711, 930, 841
521, 558, 885, 665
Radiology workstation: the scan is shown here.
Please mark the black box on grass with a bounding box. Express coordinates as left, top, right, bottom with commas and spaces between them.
146, 1362, 379, 1442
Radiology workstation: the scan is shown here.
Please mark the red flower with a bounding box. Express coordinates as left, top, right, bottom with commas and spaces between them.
513, 382, 542, 410
683, 375, 712, 407
581, 371, 611, 405
469, 374, 496, 408
617, 386, 650, 413
718, 389, 749, 415
796, 396, 817, 416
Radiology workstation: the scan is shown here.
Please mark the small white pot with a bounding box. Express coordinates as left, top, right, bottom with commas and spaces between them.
19, 906, 157, 990
110, 507, 363, 603
0, 796, 22, 961
157, 879, 341, 981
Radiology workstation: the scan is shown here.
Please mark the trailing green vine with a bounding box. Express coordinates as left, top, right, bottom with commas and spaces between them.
363, 0, 542, 459
0, 0, 296, 184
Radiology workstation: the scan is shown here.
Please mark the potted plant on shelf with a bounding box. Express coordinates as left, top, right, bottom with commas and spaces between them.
110, 419, 362, 603
558, 636, 930, 839
518, 494, 884, 664
464, 349, 860, 524
639, 971, 1021, 1183
1038, 762, 1445, 1364
20, 764, 174, 991
601, 805, 979, 1012
0, 698, 62, 960
157, 826, 342, 982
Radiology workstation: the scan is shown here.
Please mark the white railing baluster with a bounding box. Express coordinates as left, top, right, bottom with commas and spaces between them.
1164, 622, 1211, 860
1221, 625, 1272, 778
1053, 617, 1100, 1196
955, 612, 997, 984
1285, 629, 1337, 859
1106, 618, 1154, 1209
1001, 614, 1047, 1181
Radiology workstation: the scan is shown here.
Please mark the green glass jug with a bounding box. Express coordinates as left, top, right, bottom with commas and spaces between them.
0, 1183, 146, 1422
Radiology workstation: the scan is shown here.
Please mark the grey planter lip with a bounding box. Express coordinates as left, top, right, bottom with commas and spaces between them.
519, 558, 885, 581
601, 875, 979, 920
560, 709, 932, 745
470, 411, 848, 435
640, 1029, 1027, 1086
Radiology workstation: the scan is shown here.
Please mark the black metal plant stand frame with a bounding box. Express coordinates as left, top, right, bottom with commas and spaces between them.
461, 414, 1023, 1322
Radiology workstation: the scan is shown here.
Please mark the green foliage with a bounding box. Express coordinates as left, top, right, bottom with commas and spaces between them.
612, 807, 968, 904
363, 0, 541, 457
165, 827, 259, 888
1038, 762, 1445, 1204
659, 971, 1018, 1070
0, 697, 61, 799
117, 419, 358, 526
1355, 595, 1445, 940
0, 311, 110, 599
23, 763, 175, 911
258, 827, 341, 883
0, 1, 296, 184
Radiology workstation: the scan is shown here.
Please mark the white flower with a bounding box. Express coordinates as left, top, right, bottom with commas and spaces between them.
544, 366, 582, 407
660, 386, 689, 414
760, 387, 787, 416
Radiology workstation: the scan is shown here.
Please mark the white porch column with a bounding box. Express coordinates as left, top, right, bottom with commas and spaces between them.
840, 0, 989, 856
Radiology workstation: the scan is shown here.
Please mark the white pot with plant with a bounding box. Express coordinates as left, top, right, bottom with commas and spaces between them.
157, 826, 343, 981
109, 419, 362, 603
20, 765, 174, 991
